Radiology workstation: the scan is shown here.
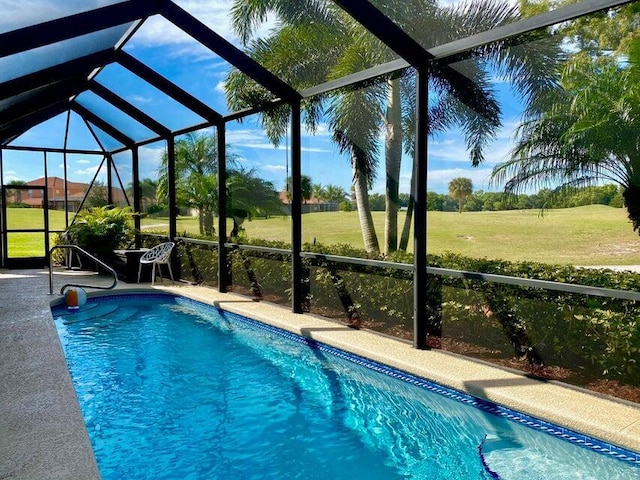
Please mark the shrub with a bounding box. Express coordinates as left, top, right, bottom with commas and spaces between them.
159, 230, 640, 384
64, 206, 135, 259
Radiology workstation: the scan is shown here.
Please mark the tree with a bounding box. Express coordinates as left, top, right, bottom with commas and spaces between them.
157, 132, 238, 237
126, 178, 159, 213
285, 175, 313, 204
491, 44, 640, 235
7, 180, 26, 204
323, 184, 348, 204
312, 183, 326, 201
227, 168, 284, 238
448, 178, 473, 213
368, 193, 386, 211
85, 180, 109, 208
228, 0, 561, 254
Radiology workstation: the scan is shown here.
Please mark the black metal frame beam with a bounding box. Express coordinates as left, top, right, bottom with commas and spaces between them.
1, 145, 103, 155
332, 0, 431, 66
217, 124, 228, 292
166, 136, 177, 241
290, 102, 303, 313
429, 0, 636, 62
413, 66, 428, 349
89, 81, 171, 137
0, 0, 160, 59
132, 146, 142, 248
117, 51, 222, 125
307, 0, 634, 99
71, 103, 134, 148
0, 78, 87, 129
159, 0, 301, 103
0, 101, 70, 145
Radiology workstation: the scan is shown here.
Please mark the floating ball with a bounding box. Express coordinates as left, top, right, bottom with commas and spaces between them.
64, 287, 87, 310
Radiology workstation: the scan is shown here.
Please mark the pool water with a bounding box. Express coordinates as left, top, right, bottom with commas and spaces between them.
53, 294, 640, 480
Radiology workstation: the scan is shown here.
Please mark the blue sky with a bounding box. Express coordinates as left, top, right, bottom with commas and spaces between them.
1, 0, 525, 195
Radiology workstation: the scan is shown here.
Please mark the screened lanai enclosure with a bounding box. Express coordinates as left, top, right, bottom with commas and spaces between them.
2, 0, 640, 401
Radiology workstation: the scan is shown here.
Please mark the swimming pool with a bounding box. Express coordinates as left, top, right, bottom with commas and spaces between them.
53, 293, 640, 480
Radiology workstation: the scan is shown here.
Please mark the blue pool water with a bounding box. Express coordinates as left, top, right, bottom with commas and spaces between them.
53, 294, 640, 480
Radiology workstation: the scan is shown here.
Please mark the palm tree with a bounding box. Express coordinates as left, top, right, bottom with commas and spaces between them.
491, 48, 640, 234
285, 175, 313, 204
323, 184, 348, 204
312, 183, 326, 201
448, 177, 473, 213
7, 180, 27, 204
157, 132, 237, 237
227, 168, 284, 238
227, 0, 561, 253
126, 178, 159, 213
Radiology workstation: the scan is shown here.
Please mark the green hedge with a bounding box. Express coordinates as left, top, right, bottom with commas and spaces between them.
145, 232, 640, 385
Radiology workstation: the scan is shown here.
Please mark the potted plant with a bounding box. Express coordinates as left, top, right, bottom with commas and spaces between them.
63, 206, 136, 261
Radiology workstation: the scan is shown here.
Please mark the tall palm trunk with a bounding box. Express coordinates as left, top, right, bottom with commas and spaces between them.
203, 210, 214, 237
399, 160, 416, 251
384, 79, 402, 254
353, 153, 379, 254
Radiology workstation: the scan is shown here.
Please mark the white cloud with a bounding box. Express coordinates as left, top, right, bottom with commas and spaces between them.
76, 159, 91, 164
226, 128, 266, 145
74, 165, 102, 177
137, 145, 166, 180
128, 94, 153, 105
262, 164, 286, 172
429, 122, 518, 166
237, 142, 280, 150
312, 123, 331, 137
3, 170, 19, 182
128, 1, 246, 50
214, 80, 226, 94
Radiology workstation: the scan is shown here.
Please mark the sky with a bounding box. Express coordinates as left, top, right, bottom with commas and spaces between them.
1, 0, 527, 196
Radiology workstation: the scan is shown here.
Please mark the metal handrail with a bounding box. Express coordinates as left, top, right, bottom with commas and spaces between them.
49, 244, 118, 295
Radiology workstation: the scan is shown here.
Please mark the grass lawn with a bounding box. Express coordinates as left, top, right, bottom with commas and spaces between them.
141, 204, 640, 266
5, 205, 639, 265
4, 209, 67, 258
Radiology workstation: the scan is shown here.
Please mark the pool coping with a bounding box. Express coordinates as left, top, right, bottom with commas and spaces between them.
2, 269, 640, 478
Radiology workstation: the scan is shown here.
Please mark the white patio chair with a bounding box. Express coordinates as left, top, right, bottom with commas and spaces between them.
137, 242, 175, 285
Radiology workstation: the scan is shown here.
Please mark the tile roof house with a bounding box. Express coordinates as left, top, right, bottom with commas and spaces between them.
8, 177, 127, 211
278, 191, 339, 214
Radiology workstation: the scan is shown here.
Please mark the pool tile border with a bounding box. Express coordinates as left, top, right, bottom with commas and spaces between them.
67, 292, 640, 468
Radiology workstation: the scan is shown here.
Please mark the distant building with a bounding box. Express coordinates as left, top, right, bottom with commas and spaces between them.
278, 191, 339, 214
12, 177, 127, 211
22, 177, 86, 210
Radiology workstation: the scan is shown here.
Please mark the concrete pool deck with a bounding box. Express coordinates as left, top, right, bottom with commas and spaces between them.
1, 268, 639, 478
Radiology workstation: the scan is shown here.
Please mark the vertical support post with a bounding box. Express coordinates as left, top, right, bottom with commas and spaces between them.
132, 146, 141, 249
106, 153, 113, 205
291, 101, 303, 313
413, 65, 429, 349
63, 110, 71, 228
217, 123, 229, 293
167, 135, 179, 281
0, 148, 4, 268
43, 152, 50, 258
166, 136, 177, 242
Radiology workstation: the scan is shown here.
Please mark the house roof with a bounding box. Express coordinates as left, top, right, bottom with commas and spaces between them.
27, 176, 87, 193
